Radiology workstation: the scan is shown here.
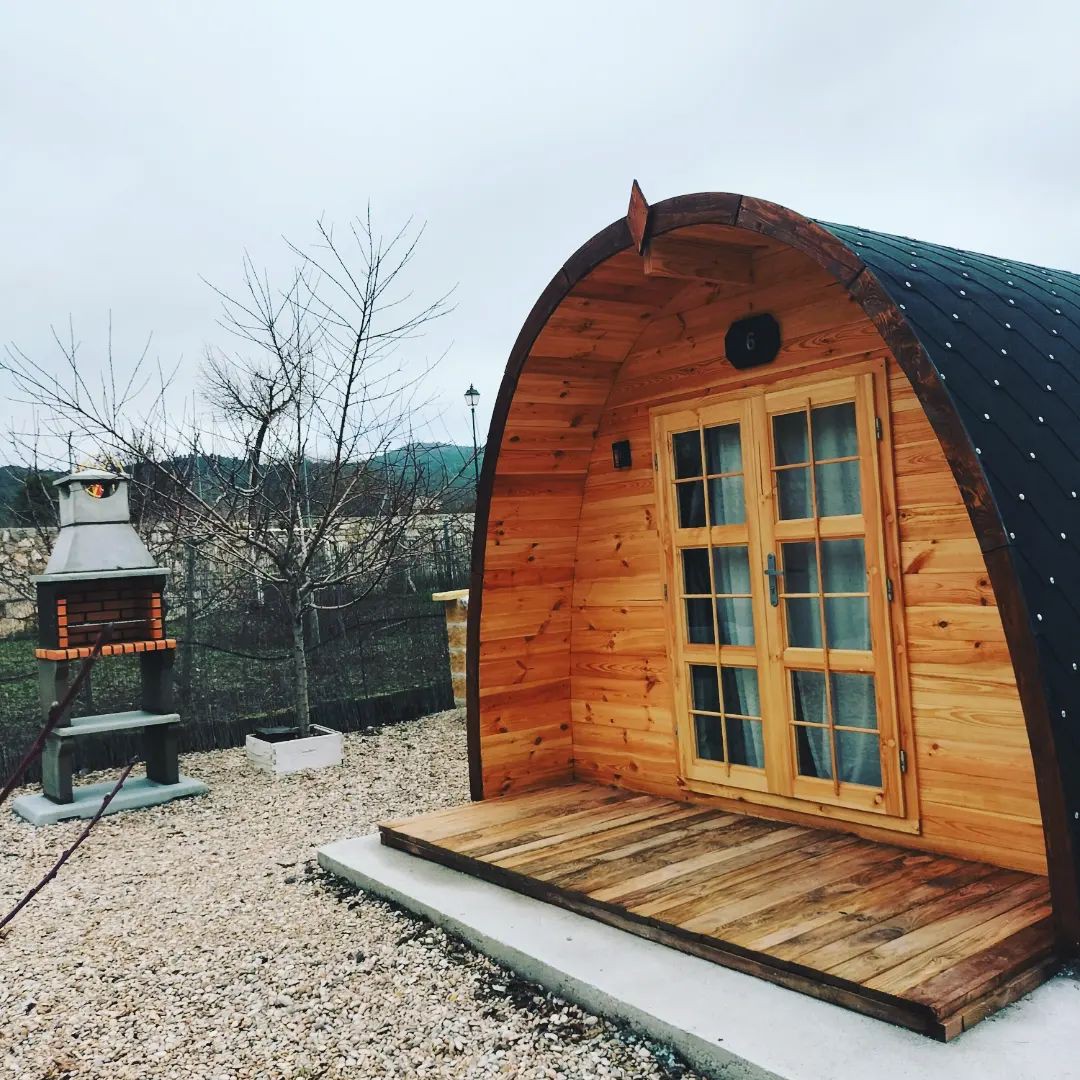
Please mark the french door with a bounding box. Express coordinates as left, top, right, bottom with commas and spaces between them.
653, 368, 908, 821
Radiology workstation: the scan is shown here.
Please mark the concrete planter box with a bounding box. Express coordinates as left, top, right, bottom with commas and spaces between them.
245, 724, 343, 775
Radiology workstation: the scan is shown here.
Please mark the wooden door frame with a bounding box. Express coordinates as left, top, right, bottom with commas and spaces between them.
650, 356, 921, 835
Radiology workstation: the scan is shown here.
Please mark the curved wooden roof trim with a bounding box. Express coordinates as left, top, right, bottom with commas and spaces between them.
467, 191, 1080, 948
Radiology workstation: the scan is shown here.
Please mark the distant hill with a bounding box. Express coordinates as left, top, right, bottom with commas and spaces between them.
375, 442, 482, 492
0, 445, 482, 525
0, 465, 60, 527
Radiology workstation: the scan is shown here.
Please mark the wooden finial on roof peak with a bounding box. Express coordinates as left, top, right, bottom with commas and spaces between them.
627, 179, 651, 255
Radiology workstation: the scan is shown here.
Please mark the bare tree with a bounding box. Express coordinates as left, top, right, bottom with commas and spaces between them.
2, 212, 456, 736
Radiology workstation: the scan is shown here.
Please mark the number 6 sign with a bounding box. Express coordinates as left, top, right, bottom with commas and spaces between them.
725, 313, 780, 370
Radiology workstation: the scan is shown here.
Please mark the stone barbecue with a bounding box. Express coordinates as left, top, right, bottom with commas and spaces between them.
12, 469, 207, 825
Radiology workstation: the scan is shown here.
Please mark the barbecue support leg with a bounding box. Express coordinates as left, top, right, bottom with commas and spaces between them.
41, 737, 74, 804
38, 658, 74, 725
143, 723, 180, 785
140, 649, 175, 713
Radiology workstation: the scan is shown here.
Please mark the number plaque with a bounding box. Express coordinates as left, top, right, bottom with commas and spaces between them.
725, 313, 781, 370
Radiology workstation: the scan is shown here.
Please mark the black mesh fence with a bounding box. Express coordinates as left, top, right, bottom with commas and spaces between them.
0, 522, 471, 783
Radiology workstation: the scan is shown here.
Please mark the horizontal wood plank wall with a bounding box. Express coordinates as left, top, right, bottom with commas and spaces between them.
478, 251, 684, 797
566, 227, 1047, 874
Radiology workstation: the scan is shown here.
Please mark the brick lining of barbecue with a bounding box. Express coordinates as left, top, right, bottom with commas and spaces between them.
35, 638, 177, 661
35, 581, 173, 660
57, 585, 164, 646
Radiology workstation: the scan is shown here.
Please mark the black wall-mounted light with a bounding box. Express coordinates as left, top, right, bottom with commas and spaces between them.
612, 439, 632, 469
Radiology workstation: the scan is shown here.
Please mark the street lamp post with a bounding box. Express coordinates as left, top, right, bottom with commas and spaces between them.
465, 383, 480, 484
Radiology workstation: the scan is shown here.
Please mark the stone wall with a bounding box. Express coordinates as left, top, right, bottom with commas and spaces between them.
0, 527, 50, 636
431, 589, 468, 707
0, 516, 474, 639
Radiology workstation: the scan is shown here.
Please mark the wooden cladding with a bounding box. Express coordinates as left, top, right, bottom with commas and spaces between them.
476, 224, 1047, 876
644, 236, 756, 286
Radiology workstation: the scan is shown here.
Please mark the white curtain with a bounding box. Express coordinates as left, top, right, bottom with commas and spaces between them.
790, 672, 881, 786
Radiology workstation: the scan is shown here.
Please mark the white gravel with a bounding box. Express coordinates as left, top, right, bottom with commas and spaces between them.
0, 710, 700, 1079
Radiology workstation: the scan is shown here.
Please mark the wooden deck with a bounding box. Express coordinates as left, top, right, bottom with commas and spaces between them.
380, 783, 1059, 1040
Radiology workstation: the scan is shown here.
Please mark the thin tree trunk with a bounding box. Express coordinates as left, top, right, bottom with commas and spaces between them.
291, 607, 311, 737
179, 542, 196, 707
304, 597, 321, 649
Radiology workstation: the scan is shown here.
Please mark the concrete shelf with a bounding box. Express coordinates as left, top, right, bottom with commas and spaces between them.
54, 711, 181, 737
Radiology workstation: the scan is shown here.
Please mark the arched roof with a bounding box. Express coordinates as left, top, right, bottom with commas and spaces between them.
468, 188, 1080, 949
820, 223, 1080, 831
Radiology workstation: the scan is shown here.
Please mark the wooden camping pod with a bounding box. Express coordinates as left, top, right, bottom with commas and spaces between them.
464, 185, 1080, 957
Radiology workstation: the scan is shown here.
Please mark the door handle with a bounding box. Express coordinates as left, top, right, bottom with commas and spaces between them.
764, 553, 784, 607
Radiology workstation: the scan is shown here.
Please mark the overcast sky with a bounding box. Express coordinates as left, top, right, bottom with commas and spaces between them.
3, 1, 1079, 460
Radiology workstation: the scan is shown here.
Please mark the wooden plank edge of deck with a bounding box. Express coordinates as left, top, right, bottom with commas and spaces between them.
937, 954, 1063, 1040
379, 824, 957, 1039
379, 824, 1061, 1040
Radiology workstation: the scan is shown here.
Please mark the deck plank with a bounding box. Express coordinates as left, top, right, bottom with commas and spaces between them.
512, 807, 724, 877
826, 874, 1043, 986
767, 857, 994, 962
378, 783, 1057, 1039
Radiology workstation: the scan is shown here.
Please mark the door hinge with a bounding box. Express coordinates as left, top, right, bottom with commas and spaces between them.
875, 416, 883, 441
663, 583, 668, 601
899, 748, 908, 774
653, 451, 659, 471
886, 576, 894, 602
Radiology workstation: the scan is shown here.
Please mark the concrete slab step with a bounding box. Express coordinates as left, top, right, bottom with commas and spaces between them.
317, 833, 1079, 1080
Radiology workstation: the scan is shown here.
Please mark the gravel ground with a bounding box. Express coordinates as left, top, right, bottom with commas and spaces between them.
0, 710, 700, 1080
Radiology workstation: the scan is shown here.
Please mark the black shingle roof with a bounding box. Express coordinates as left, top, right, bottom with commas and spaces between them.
821, 220, 1080, 823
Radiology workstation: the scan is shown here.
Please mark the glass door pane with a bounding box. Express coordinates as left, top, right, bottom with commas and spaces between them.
690, 661, 764, 770
764, 386, 886, 802
790, 670, 882, 786
666, 407, 766, 785
773, 402, 862, 521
